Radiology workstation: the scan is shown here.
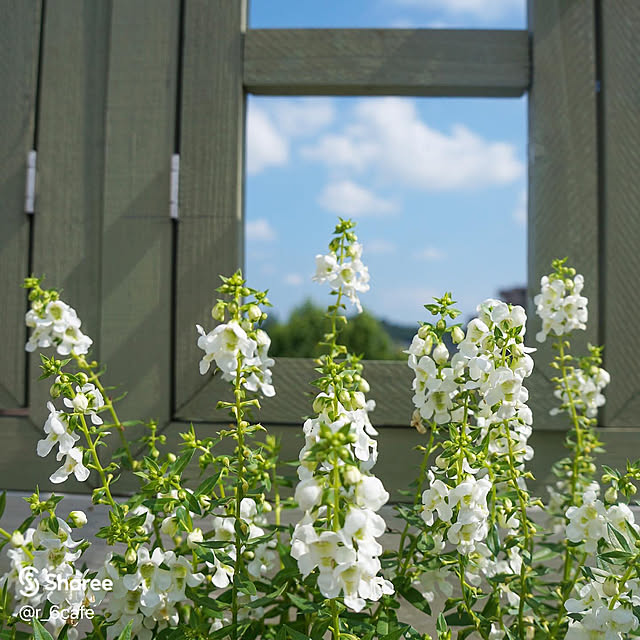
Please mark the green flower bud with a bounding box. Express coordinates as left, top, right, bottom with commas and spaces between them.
10, 531, 24, 547
76, 372, 88, 385
167, 453, 177, 463
247, 304, 262, 322
603, 576, 618, 598
212, 301, 225, 321
125, 548, 137, 565
451, 326, 465, 344
68, 510, 87, 528
604, 486, 618, 504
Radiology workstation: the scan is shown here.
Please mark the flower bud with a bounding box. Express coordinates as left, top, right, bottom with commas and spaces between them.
68, 510, 87, 528
211, 301, 225, 321
161, 517, 179, 537
167, 453, 177, 463
339, 389, 351, 407
451, 326, 465, 344
418, 325, 430, 340
603, 576, 618, 598
187, 528, 204, 549
359, 379, 370, 393
247, 305, 262, 322
344, 466, 362, 486
77, 373, 89, 385
72, 393, 89, 413
604, 486, 618, 504
433, 342, 449, 365
435, 455, 447, 469
50, 383, 62, 399
125, 548, 137, 565
10, 531, 24, 547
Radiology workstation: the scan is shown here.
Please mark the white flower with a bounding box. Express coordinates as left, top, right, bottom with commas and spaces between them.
50, 447, 90, 484
196, 320, 257, 377
534, 273, 588, 342
37, 402, 79, 458
565, 490, 608, 553
63, 384, 105, 425
295, 477, 323, 512
421, 474, 452, 525
354, 475, 389, 511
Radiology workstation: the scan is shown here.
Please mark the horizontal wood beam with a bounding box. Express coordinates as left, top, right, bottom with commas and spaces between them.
244, 28, 530, 97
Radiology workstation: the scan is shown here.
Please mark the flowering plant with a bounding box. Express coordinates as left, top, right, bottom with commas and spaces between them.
0, 219, 638, 640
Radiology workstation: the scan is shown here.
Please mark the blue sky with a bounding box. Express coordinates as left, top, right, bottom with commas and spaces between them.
245, 0, 527, 325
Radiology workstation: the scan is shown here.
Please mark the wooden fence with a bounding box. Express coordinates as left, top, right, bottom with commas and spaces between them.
0, 0, 639, 497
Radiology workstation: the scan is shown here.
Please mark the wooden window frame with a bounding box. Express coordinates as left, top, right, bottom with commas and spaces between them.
1, 0, 639, 497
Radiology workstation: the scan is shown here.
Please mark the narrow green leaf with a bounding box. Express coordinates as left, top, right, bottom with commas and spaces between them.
116, 620, 133, 640
32, 619, 55, 640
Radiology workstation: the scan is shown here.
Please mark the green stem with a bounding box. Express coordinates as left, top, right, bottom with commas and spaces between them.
331, 599, 341, 640
0, 528, 11, 540
74, 355, 135, 468
77, 412, 116, 508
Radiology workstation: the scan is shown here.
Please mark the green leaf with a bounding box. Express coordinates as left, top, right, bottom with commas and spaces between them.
399, 585, 431, 615
169, 450, 195, 476
116, 621, 133, 640
381, 624, 411, 640
32, 619, 55, 640
0, 491, 6, 519
283, 625, 312, 640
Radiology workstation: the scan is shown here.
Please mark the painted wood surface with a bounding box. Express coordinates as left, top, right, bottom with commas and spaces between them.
526, 0, 600, 429
98, 0, 178, 440
245, 28, 529, 97
175, 0, 247, 413
0, 1, 41, 408
28, 0, 111, 429
601, 1, 640, 427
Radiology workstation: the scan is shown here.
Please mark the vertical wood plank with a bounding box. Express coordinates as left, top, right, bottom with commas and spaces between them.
527, 0, 599, 428
0, 1, 41, 407
175, 0, 247, 412
601, 2, 640, 426
29, 0, 110, 427
99, 0, 178, 432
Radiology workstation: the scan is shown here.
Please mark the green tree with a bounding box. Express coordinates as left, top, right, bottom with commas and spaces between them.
267, 300, 402, 360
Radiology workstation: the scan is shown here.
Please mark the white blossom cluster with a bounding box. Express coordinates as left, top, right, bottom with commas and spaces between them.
98, 546, 204, 640
206, 497, 277, 590
25, 299, 92, 356
534, 272, 588, 342
409, 299, 534, 559
0, 516, 97, 639
551, 365, 611, 419
196, 322, 275, 397
313, 242, 370, 313
37, 383, 105, 484
421, 470, 492, 555
291, 384, 393, 612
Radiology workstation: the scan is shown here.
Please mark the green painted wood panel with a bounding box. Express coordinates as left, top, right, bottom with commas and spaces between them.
175, 0, 247, 413
526, 0, 600, 429
177, 358, 414, 427
245, 28, 529, 98
28, 0, 111, 431
601, 2, 640, 427
0, 1, 41, 408
98, 0, 178, 440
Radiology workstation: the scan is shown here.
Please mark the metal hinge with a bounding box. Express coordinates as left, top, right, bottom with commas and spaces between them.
25, 150, 37, 214
170, 153, 180, 219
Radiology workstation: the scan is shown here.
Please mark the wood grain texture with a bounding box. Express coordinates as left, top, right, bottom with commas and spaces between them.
29, 0, 111, 427
245, 28, 530, 97
0, 417, 60, 492
99, 0, 178, 433
0, 1, 41, 408
601, 2, 640, 426
175, 0, 247, 412
176, 358, 415, 426
527, 0, 599, 429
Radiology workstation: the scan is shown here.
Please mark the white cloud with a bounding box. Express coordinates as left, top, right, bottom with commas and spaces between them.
246, 218, 277, 242
366, 239, 397, 255
303, 98, 523, 191
414, 247, 446, 261
389, 0, 524, 19
284, 273, 303, 286
246, 105, 288, 175
513, 189, 527, 226
272, 98, 335, 138
318, 180, 399, 217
